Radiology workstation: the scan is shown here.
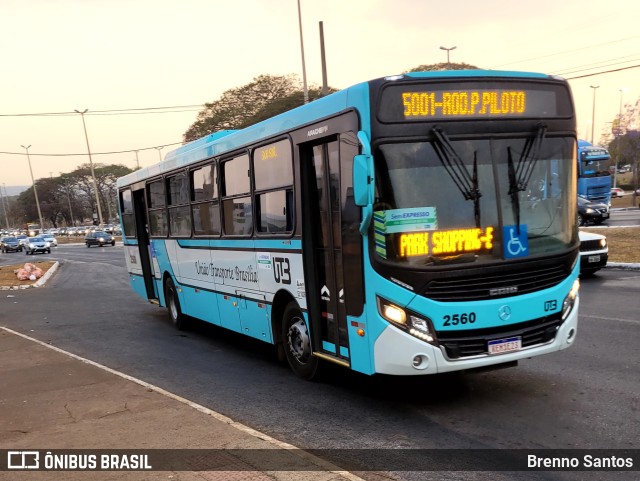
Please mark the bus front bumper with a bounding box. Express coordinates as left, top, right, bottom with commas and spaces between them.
372, 298, 579, 375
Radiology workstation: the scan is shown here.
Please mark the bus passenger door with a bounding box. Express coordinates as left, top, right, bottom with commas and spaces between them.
132, 188, 158, 300
301, 138, 355, 365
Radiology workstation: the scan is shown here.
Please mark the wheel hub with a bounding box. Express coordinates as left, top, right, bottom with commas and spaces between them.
287, 318, 311, 363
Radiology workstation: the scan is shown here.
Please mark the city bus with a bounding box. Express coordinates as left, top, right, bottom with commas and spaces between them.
577, 139, 612, 205
117, 70, 580, 379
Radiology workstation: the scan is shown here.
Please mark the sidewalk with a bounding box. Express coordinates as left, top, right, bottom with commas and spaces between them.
0, 328, 363, 481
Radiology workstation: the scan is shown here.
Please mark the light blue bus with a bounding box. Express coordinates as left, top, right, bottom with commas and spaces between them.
577, 139, 612, 205
117, 71, 581, 379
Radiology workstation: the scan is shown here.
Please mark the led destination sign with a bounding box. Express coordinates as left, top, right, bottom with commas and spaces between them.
378, 81, 571, 122
398, 227, 494, 258
402, 90, 526, 119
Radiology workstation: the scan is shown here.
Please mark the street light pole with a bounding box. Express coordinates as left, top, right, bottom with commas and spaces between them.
440, 46, 457, 67
75, 109, 104, 226
589, 85, 599, 144
21, 144, 45, 231
0, 183, 9, 230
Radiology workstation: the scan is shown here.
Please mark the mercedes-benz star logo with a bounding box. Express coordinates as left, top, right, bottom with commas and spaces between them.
498, 305, 512, 321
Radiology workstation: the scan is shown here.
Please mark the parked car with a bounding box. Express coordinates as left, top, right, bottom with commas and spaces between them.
0, 236, 23, 253
610, 187, 625, 198
577, 196, 609, 226
85, 231, 116, 247
41, 233, 58, 247
579, 231, 608, 275
24, 237, 51, 255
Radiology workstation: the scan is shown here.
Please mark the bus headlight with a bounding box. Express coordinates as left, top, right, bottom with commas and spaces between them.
377, 297, 436, 344
377, 297, 406, 325
561, 279, 580, 321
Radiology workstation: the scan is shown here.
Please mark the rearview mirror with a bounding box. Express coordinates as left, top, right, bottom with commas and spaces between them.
353, 154, 372, 207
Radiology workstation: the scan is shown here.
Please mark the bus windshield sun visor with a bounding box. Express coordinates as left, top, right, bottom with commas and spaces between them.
431, 127, 482, 228
507, 124, 547, 234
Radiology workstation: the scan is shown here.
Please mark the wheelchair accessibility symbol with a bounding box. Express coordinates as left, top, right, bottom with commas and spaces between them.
503, 225, 529, 259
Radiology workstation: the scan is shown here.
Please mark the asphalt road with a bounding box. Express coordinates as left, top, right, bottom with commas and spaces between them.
1, 243, 639, 481
607, 207, 640, 227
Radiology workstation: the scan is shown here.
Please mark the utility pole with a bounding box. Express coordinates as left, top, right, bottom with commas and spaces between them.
297, 0, 309, 104
21, 144, 45, 231
319, 21, 328, 96
0, 182, 9, 229
589, 85, 599, 144
75, 109, 104, 226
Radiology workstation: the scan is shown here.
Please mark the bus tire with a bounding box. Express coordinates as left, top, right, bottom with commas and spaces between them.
282, 302, 318, 380
165, 277, 188, 330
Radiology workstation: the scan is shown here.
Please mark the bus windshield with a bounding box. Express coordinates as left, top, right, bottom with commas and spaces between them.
373, 135, 576, 266
578, 145, 611, 178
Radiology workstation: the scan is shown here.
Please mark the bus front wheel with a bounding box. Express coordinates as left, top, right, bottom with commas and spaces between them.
165, 277, 188, 330
282, 302, 318, 380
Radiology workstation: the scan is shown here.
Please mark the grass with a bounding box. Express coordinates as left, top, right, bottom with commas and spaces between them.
610, 195, 639, 209
581, 227, 639, 264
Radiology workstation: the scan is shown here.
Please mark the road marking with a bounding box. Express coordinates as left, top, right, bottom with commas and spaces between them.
580, 314, 640, 325
0, 326, 365, 481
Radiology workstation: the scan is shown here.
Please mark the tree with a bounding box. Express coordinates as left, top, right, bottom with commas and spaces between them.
605, 96, 640, 198
183, 74, 335, 142
405, 62, 480, 72
13, 164, 134, 228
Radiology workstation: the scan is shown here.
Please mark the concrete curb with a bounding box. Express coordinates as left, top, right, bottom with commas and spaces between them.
0, 261, 59, 291
607, 262, 640, 271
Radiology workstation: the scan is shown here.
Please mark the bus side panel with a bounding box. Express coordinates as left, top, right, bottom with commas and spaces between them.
346, 313, 374, 375
180, 286, 222, 327
150, 239, 173, 307
129, 273, 151, 301
237, 290, 272, 343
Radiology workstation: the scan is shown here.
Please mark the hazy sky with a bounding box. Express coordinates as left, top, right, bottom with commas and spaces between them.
2, 0, 639, 186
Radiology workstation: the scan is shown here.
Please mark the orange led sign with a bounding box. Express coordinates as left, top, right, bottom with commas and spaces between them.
402, 91, 526, 119
398, 227, 494, 258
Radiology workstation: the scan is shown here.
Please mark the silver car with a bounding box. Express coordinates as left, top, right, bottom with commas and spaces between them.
41, 234, 58, 247
25, 237, 51, 255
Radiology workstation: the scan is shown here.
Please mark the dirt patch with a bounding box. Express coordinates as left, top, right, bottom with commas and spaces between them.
0, 261, 56, 287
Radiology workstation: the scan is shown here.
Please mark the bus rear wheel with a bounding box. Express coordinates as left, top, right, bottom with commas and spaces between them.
165, 277, 188, 330
282, 302, 318, 380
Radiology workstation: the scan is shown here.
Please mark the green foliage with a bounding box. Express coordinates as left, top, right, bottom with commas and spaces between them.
405, 62, 480, 72
183, 74, 335, 142
11, 164, 135, 227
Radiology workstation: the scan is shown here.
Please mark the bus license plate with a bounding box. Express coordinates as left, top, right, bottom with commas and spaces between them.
488, 336, 522, 355
588, 255, 600, 263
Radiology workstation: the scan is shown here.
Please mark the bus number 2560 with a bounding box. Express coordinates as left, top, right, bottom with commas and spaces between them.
443, 312, 477, 326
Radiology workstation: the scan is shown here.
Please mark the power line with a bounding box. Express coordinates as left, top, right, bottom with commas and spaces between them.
564, 63, 640, 80
0, 104, 204, 118
553, 54, 640, 76
491, 35, 640, 69
0, 141, 183, 157
88, 108, 202, 116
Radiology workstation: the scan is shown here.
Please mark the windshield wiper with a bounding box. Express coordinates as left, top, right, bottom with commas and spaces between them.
431, 127, 482, 227
507, 124, 547, 233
